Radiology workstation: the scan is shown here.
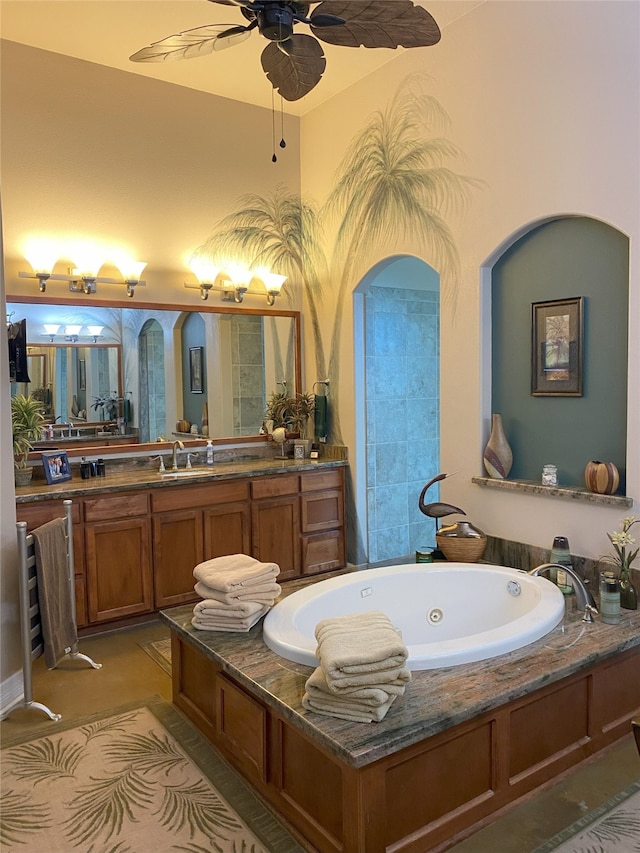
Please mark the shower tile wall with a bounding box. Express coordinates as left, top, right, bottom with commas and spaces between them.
366, 285, 439, 564
231, 315, 266, 436
138, 323, 166, 443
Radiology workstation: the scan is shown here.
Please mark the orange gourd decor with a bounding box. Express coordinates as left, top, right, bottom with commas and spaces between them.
584, 460, 620, 495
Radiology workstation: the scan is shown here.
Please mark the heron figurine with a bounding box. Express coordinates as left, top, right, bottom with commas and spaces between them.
418, 473, 466, 544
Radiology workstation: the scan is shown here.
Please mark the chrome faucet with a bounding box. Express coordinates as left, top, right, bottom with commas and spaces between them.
171, 439, 184, 471
529, 563, 598, 622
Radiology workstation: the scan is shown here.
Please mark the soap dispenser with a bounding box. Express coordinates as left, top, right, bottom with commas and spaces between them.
550, 536, 573, 595
206, 440, 214, 466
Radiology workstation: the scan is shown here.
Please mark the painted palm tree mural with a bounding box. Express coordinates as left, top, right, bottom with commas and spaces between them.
192, 78, 480, 444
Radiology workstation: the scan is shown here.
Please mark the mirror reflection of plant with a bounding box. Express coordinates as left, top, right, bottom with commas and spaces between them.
92, 394, 119, 421
11, 393, 45, 469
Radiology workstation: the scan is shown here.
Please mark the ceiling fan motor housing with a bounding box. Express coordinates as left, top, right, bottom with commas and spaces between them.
259, 5, 296, 41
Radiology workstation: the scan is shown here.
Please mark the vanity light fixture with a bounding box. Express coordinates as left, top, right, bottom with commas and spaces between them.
42, 324, 61, 342
87, 325, 104, 342
184, 259, 286, 305
42, 323, 105, 343
19, 248, 147, 297
64, 324, 82, 342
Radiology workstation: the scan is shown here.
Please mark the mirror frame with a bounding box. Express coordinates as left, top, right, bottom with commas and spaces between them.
8, 294, 302, 459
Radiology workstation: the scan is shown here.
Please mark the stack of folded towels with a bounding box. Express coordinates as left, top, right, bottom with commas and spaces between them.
302, 610, 411, 723
191, 553, 281, 632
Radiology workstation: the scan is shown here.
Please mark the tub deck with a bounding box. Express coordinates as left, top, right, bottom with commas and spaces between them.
161, 571, 640, 852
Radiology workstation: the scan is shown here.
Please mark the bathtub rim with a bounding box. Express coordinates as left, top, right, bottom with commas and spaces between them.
262, 562, 566, 670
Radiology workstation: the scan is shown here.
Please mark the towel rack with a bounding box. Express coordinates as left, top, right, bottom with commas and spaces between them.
6, 499, 101, 722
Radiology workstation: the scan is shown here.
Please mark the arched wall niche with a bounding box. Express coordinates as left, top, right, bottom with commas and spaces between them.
480, 215, 629, 491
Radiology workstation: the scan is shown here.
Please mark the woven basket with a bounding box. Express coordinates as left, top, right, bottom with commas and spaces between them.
436, 532, 487, 563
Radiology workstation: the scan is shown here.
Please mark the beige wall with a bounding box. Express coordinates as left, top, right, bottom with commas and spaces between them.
300, 0, 639, 557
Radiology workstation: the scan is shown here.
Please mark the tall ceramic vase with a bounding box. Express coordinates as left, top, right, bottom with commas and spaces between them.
483, 414, 513, 479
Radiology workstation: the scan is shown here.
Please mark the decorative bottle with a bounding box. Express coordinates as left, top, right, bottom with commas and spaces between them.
599, 571, 621, 624
619, 570, 638, 610
483, 414, 513, 479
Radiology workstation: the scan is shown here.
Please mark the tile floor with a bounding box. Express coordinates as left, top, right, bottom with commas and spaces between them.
1, 619, 639, 853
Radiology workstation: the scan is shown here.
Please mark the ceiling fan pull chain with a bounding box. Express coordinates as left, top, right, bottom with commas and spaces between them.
271, 87, 277, 163
280, 95, 286, 150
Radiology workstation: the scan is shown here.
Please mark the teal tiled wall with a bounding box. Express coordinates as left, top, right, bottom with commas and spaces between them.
365, 285, 440, 563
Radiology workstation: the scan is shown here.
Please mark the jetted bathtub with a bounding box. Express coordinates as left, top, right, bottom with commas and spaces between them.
262, 563, 566, 670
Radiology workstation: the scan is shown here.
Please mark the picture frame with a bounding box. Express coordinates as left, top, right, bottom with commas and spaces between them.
78, 358, 86, 391
41, 451, 72, 485
189, 346, 204, 393
531, 297, 583, 396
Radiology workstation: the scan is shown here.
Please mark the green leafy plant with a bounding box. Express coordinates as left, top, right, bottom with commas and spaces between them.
11, 393, 45, 470
600, 516, 639, 582
265, 390, 315, 437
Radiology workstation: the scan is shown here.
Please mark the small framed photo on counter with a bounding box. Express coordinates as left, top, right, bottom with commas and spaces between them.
41, 451, 72, 485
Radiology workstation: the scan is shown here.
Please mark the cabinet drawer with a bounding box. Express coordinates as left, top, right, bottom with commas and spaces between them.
152, 480, 249, 513
16, 500, 81, 528
84, 492, 149, 521
301, 489, 344, 533
302, 530, 345, 575
251, 474, 298, 500
300, 468, 343, 493
216, 673, 267, 783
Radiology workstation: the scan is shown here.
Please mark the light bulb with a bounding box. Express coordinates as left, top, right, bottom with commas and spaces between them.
189, 257, 220, 284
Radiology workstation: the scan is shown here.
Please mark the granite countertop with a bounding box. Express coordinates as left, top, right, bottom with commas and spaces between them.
160, 573, 640, 769
15, 457, 348, 503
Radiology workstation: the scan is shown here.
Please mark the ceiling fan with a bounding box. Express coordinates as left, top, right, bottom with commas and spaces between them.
130, 1, 441, 102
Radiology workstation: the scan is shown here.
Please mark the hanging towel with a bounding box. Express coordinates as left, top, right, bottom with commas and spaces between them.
314, 394, 328, 440
193, 554, 279, 591
32, 518, 77, 669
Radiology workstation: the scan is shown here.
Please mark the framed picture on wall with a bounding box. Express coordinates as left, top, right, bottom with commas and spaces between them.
41, 451, 72, 485
531, 297, 583, 396
189, 346, 204, 393
78, 358, 86, 391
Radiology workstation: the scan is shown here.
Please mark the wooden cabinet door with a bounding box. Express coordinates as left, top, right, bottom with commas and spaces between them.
153, 510, 204, 609
251, 496, 300, 580
85, 517, 153, 622
204, 501, 251, 560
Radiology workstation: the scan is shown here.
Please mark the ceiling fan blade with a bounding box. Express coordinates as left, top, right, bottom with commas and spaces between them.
261, 33, 326, 101
130, 24, 250, 63
216, 19, 258, 40
310, 0, 441, 48
301, 13, 345, 28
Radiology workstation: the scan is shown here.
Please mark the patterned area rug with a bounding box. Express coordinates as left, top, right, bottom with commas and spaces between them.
140, 638, 172, 675
532, 781, 640, 853
0, 696, 304, 853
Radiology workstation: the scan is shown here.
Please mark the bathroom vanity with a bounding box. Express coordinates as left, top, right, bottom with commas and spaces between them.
161, 580, 640, 853
15, 458, 346, 629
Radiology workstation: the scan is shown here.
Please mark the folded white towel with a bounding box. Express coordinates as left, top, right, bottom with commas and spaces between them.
302, 691, 397, 723
194, 580, 281, 605
305, 666, 403, 707
193, 554, 279, 591
194, 599, 266, 618
315, 611, 409, 683
191, 605, 269, 633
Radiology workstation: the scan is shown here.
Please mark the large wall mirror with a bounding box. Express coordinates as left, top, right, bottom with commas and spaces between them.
7, 298, 301, 451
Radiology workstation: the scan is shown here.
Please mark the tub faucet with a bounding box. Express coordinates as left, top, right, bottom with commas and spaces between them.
529, 563, 598, 622
171, 439, 184, 471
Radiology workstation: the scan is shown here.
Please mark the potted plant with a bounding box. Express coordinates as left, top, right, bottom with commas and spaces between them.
12, 393, 45, 485
290, 392, 316, 439
265, 390, 297, 432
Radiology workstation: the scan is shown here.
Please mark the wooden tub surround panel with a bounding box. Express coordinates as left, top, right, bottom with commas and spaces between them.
161, 592, 640, 853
